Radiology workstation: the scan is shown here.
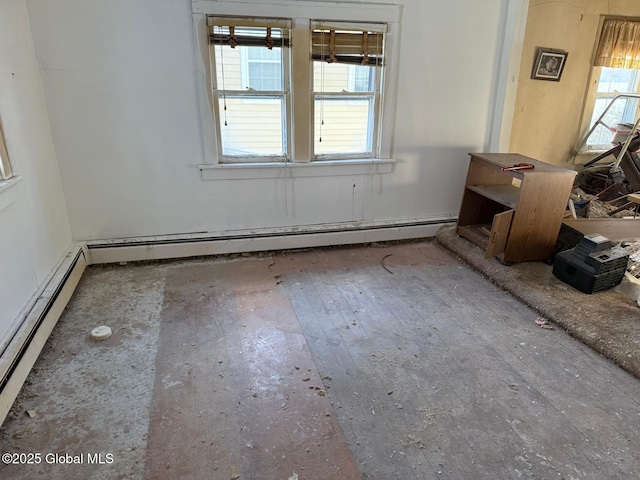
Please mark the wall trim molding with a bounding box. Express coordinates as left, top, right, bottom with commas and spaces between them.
199, 158, 396, 180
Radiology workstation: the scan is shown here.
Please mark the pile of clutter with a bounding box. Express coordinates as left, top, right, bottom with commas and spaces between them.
568, 187, 638, 219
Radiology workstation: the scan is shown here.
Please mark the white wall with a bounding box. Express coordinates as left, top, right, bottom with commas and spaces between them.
24, 0, 522, 241
0, 0, 72, 344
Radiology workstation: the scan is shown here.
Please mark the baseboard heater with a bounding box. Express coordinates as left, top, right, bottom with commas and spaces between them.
85, 218, 457, 264
0, 247, 87, 424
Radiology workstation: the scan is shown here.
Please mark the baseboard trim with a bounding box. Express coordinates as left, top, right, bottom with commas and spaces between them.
85, 219, 457, 264
0, 246, 86, 424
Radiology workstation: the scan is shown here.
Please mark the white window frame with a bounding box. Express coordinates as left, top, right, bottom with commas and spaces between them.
210, 26, 291, 163
0, 116, 13, 181
192, 0, 400, 176
311, 23, 383, 161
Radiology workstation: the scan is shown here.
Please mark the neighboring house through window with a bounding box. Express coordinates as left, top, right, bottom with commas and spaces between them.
242, 46, 283, 92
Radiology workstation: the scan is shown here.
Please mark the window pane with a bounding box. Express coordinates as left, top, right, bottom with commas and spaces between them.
313, 61, 375, 93
248, 62, 280, 91
352, 65, 373, 92
598, 67, 638, 93
247, 47, 280, 62
246, 46, 283, 91
215, 45, 283, 91
314, 97, 372, 155
214, 44, 242, 90
218, 96, 284, 156
587, 67, 640, 146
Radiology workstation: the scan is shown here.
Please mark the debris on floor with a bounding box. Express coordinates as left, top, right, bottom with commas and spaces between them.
535, 317, 554, 330
586, 198, 637, 218
573, 132, 640, 219
89, 325, 112, 341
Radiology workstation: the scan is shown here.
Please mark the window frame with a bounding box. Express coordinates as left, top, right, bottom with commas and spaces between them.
311, 23, 384, 161
209, 22, 291, 163
192, 0, 401, 169
0, 116, 13, 181
312, 92, 377, 160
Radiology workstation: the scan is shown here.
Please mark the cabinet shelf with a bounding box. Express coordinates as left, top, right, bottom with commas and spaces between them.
457, 225, 491, 249
466, 184, 519, 209
457, 153, 577, 263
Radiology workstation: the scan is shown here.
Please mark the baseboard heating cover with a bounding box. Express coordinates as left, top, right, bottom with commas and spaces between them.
0, 246, 86, 424
85, 218, 457, 264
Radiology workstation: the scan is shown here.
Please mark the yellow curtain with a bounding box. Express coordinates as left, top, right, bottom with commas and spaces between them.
594, 19, 640, 69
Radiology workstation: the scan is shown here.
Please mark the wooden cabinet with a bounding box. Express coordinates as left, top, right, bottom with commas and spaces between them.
457, 153, 577, 263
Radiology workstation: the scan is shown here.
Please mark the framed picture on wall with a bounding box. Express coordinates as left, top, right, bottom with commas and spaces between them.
531, 47, 568, 81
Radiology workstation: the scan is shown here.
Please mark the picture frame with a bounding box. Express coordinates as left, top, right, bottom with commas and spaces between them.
531, 47, 568, 82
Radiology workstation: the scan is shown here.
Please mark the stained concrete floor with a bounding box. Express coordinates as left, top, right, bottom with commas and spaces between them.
1, 240, 639, 479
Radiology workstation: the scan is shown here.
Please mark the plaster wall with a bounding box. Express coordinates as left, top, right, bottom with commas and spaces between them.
25, 0, 524, 241
509, 0, 640, 166
0, 1, 72, 345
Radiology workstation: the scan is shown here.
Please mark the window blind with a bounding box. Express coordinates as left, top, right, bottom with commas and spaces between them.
207, 17, 290, 48
311, 21, 385, 66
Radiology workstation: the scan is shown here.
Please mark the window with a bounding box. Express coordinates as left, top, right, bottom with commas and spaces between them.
207, 15, 386, 163
0, 116, 13, 180
585, 67, 640, 148
311, 23, 383, 158
583, 17, 640, 150
209, 19, 290, 160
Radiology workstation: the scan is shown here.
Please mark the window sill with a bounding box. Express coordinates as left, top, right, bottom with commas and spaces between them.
577, 148, 610, 155
0, 175, 22, 214
199, 158, 395, 181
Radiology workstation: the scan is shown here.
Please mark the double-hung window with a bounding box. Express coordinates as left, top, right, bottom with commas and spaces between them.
206, 15, 387, 164
311, 22, 384, 159
583, 17, 640, 150
209, 18, 290, 162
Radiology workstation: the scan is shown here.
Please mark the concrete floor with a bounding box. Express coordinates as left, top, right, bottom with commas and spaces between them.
1, 241, 639, 479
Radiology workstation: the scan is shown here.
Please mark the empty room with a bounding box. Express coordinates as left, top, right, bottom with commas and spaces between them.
1, 0, 639, 479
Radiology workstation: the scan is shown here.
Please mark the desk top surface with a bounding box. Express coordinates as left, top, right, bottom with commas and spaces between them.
469, 153, 577, 175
